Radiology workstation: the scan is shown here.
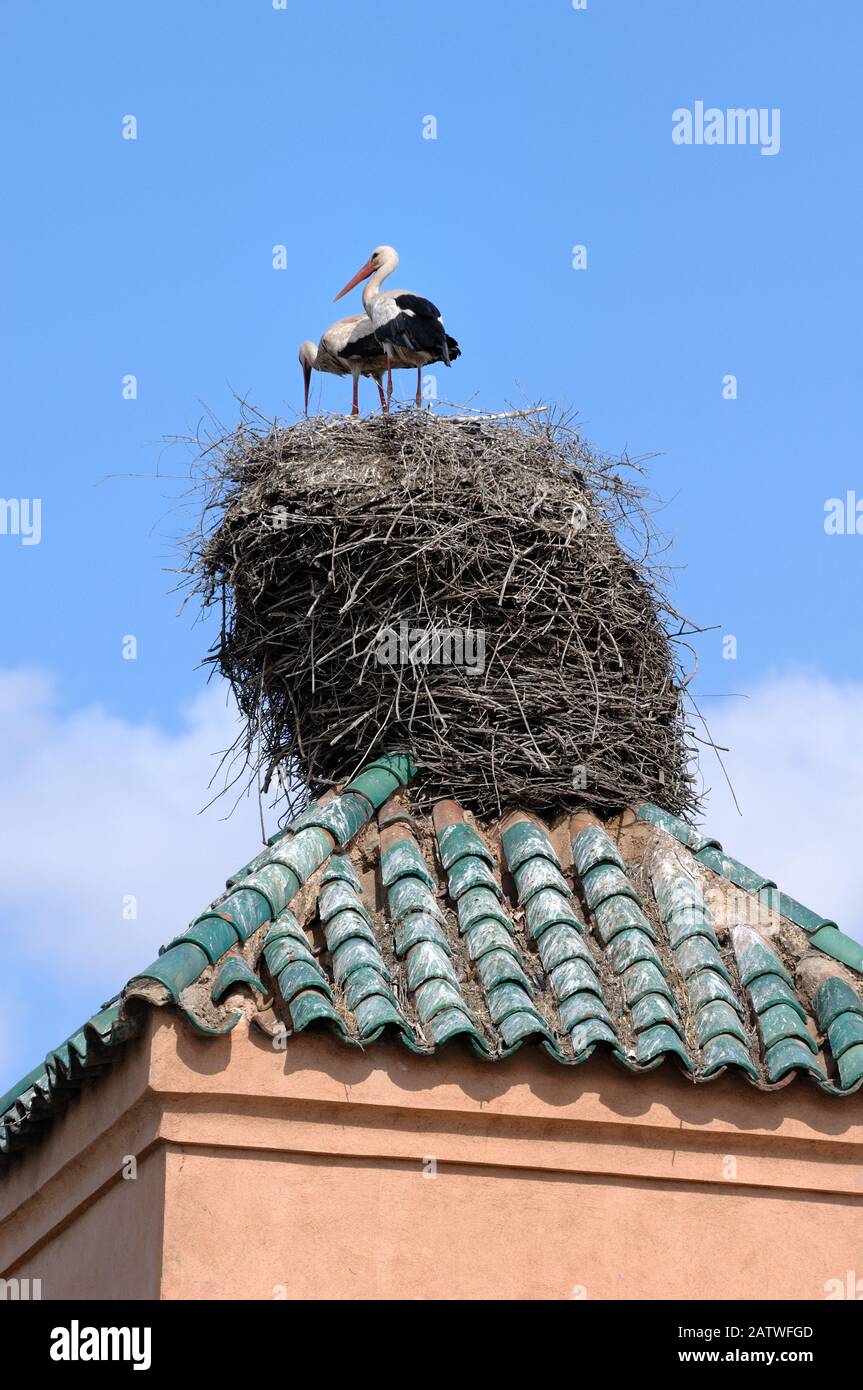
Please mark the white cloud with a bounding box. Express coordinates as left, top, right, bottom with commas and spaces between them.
700, 673, 863, 942
0, 669, 264, 998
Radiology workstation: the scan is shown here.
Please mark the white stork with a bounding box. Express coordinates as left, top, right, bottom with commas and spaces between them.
334, 245, 460, 405
299, 314, 389, 416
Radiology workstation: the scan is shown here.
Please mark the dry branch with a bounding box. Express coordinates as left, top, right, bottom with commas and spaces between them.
182, 405, 700, 822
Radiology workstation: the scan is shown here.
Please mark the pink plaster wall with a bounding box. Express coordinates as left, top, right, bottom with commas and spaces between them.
6, 1148, 165, 1300
3, 1013, 863, 1300
161, 1146, 858, 1301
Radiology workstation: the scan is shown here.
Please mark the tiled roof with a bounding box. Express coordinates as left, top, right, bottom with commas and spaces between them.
3, 755, 863, 1159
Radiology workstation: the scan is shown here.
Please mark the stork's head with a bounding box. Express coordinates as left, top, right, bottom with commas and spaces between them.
298, 340, 317, 414
334, 245, 398, 301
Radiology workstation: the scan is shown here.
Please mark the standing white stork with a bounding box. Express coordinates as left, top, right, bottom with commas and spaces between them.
334, 245, 460, 406
299, 313, 390, 416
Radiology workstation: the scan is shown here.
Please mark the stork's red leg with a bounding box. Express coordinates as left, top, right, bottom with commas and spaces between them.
415, 366, 422, 407
351, 373, 359, 416
376, 378, 388, 413
386, 356, 394, 399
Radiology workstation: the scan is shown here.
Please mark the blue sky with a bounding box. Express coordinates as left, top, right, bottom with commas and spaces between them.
1, 0, 861, 1089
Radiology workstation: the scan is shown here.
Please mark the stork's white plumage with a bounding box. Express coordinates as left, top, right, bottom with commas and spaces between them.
334, 245, 460, 405
299, 314, 389, 416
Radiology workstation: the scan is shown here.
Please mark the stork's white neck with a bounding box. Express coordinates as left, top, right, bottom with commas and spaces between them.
362, 249, 399, 312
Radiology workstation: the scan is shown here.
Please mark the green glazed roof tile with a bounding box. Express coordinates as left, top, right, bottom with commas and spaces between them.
653, 874, 703, 923
211, 956, 267, 1004
447, 854, 501, 901
636, 1024, 692, 1070
675, 935, 732, 985
332, 938, 391, 988
636, 802, 721, 853
457, 886, 511, 933
415, 978, 470, 1025
345, 755, 415, 807
426, 1008, 488, 1052
487, 983, 543, 1027
732, 925, 794, 989
701, 1034, 760, 1081
499, 1010, 553, 1049
318, 880, 374, 925
264, 934, 318, 977
538, 923, 592, 973
325, 912, 377, 953
815, 976, 863, 1030
776, 893, 837, 934
131, 943, 209, 1001
389, 876, 444, 924
354, 995, 409, 1041
748, 972, 806, 1021
621, 961, 673, 1008
688, 968, 744, 1015
609, 928, 661, 976
569, 1018, 619, 1056
809, 927, 863, 975
343, 966, 398, 1013
321, 854, 363, 891
406, 941, 458, 993
695, 1000, 749, 1047
524, 888, 585, 939
630, 993, 680, 1035
764, 1037, 825, 1084
757, 1003, 817, 1054
220, 886, 274, 941
512, 856, 570, 904
827, 1010, 863, 1061
266, 828, 332, 884
0, 1064, 47, 1120
278, 960, 335, 1005
592, 895, 654, 944
381, 840, 437, 891
837, 1043, 863, 1090
582, 863, 640, 911
477, 949, 532, 994
697, 847, 776, 894
289, 792, 370, 847
436, 820, 494, 870
289, 990, 347, 1036
169, 915, 240, 965
549, 957, 603, 1003
559, 991, 614, 1032
87, 1002, 124, 1040
462, 919, 516, 961
395, 913, 452, 958
572, 825, 625, 876
501, 820, 561, 873
666, 910, 719, 951
242, 862, 295, 918
264, 909, 307, 945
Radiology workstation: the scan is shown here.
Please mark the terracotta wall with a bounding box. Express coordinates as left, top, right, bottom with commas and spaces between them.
2, 1015, 862, 1300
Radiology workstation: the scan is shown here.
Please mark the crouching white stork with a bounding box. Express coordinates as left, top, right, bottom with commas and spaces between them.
299, 313, 389, 416
334, 245, 460, 406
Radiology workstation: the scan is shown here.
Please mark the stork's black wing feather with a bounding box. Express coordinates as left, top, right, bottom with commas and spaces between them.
393, 292, 442, 320
340, 329, 383, 361
382, 313, 444, 356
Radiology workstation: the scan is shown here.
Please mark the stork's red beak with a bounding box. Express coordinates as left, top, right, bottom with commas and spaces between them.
334, 258, 375, 302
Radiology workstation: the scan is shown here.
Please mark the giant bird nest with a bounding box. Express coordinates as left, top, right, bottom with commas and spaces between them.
184, 406, 701, 820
